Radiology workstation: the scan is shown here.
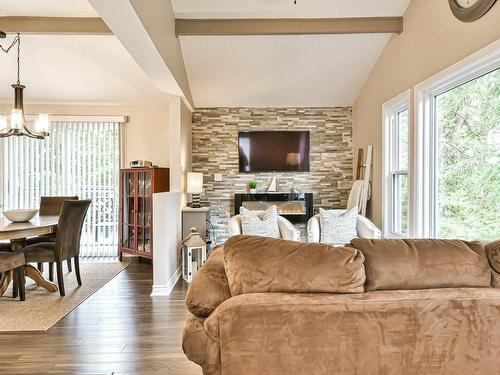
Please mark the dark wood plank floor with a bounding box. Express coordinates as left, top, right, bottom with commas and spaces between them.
0, 261, 202, 375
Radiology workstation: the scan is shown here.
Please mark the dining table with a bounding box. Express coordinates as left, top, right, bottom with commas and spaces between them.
0, 214, 59, 297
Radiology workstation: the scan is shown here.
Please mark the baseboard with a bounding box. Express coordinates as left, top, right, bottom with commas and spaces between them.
150, 266, 182, 297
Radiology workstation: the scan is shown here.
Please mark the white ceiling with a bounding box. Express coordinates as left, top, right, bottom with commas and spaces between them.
0, 0, 413, 108
181, 34, 392, 107
0, 35, 167, 105
172, 0, 411, 19
175, 0, 411, 107
0, 0, 98, 17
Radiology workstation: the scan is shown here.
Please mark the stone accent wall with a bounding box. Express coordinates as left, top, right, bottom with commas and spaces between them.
192, 107, 353, 244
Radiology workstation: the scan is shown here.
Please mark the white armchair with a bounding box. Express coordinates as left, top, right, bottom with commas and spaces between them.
229, 213, 300, 241
307, 214, 381, 243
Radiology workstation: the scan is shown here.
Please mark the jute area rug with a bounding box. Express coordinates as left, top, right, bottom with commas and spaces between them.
0, 261, 129, 332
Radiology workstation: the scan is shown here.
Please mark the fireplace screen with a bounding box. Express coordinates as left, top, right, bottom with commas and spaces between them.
242, 201, 306, 216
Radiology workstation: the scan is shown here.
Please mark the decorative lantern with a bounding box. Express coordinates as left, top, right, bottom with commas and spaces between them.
182, 227, 207, 283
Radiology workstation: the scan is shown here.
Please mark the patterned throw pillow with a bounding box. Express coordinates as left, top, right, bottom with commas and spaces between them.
319, 207, 358, 246
240, 206, 281, 238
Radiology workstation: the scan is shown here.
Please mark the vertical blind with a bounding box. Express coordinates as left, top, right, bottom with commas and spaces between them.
1, 121, 121, 257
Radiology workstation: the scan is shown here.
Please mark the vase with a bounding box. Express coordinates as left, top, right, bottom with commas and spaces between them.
249, 189, 256, 194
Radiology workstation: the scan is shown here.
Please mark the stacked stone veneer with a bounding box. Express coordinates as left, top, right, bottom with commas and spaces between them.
191, 107, 353, 244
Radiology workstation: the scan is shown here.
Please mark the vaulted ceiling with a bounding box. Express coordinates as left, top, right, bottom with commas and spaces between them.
172, 0, 411, 19
173, 0, 411, 107
0, 0, 412, 107
0, 0, 97, 17
0, 0, 166, 105
0, 35, 167, 105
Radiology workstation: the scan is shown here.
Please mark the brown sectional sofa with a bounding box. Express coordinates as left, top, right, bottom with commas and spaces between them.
183, 236, 500, 375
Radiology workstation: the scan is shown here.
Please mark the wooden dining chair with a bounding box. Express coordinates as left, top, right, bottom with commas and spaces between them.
20, 200, 91, 297
26, 196, 79, 273
0, 252, 26, 301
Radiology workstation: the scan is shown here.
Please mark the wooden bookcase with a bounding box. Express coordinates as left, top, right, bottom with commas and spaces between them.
118, 168, 169, 261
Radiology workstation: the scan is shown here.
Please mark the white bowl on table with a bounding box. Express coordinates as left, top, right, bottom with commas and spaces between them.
3, 209, 39, 223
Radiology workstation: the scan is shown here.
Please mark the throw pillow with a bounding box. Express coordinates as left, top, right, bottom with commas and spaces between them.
240, 206, 280, 238
319, 207, 358, 246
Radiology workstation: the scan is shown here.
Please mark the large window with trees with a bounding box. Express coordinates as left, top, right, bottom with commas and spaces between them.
414, 42, 500, 239
434, 68, 499, 240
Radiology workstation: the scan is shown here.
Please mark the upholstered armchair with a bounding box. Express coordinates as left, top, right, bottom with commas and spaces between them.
229, 213, 300, 241
307, 214, 381, 243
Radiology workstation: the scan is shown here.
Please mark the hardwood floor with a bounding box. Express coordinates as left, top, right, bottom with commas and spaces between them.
0, 261, 202, 375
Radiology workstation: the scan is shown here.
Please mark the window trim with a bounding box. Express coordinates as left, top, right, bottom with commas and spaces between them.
413, 39, 500, 238
382, 90, 410, 238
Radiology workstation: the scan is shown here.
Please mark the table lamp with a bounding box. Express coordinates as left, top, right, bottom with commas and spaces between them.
187, 172, 203, 208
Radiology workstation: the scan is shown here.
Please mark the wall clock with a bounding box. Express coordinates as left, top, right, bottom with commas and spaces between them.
449, 0, 497, 22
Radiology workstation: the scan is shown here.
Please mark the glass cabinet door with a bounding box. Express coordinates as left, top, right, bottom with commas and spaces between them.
136, 171, 152, 255
120, 169, 155, 257
121, 171, 136, 249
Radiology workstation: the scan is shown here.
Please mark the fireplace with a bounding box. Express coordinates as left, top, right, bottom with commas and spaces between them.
234, 193, 313, 223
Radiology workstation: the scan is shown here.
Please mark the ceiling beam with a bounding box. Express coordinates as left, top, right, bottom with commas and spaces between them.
176, 17, 403, 37
0, 17, 112, 35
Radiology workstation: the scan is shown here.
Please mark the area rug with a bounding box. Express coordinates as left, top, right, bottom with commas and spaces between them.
0, 261, 129, 332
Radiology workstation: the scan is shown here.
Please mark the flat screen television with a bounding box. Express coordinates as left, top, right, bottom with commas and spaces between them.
238, 131, 310, 172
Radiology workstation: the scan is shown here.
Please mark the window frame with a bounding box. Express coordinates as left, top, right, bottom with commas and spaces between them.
413, 40, 500, 238
382, 90, 411, 238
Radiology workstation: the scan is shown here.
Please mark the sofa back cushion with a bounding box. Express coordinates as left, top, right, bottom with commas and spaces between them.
485, 240, 500, 274
224, 235, 366, 296
485, 240, 500, 288
350, 239, 491, 291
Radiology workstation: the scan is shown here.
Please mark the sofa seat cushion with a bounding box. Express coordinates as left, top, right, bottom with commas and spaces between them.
224, 235, 365, 296
350, 239, 491, 291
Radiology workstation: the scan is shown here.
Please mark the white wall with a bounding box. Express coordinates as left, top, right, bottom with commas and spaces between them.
152, 95, 192, 295
352, 0, 500, 227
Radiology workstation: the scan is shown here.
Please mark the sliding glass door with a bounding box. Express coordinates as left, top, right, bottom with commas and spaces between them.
434, 68, 499, 240
1, 120, 121, 257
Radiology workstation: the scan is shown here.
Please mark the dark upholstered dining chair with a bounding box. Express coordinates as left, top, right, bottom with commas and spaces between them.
20, 200, 91, 297
0, 252, 26, 301
26, 196, 79, 272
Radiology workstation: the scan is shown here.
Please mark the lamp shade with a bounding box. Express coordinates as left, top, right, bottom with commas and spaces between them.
187, 172, 204, 194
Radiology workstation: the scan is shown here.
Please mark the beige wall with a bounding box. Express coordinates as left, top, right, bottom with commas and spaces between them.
0, 101, 170, 167
352, 0, 500, 227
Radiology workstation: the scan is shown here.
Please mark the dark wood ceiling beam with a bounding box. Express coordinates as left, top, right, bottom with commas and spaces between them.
176, 17, 403, 37
0, 17, 112, 35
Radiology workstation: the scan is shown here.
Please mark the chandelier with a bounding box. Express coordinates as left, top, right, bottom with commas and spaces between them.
0, 33, 49, 139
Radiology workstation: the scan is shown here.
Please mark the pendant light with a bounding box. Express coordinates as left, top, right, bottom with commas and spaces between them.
0, 33, 49, 139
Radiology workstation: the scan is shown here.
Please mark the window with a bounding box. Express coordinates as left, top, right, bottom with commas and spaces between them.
414, 40, 500, 239
383, 91, 410, 238
434, 68, 499, 240
1, 119, 122, 257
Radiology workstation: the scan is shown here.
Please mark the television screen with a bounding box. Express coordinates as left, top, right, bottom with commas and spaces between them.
238, 131, 310, 172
